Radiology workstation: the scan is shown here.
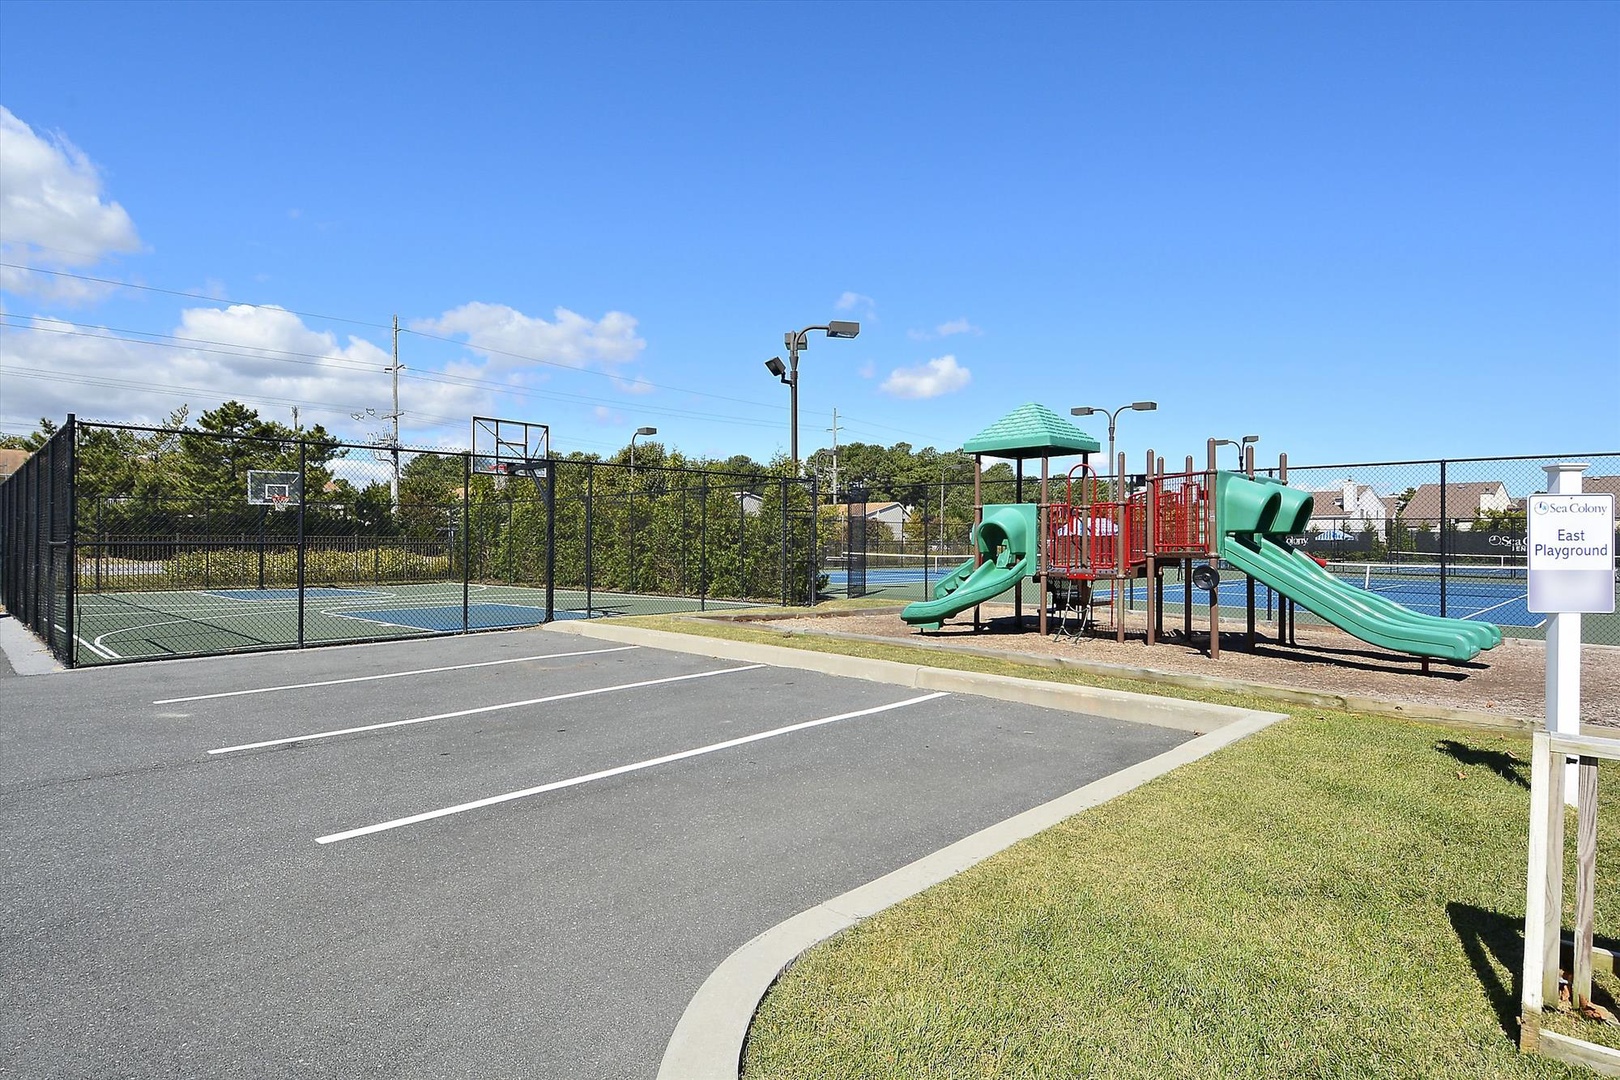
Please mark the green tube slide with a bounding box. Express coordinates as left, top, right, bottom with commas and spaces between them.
1218, 533, 1496, 661
901, 503, 1037, 629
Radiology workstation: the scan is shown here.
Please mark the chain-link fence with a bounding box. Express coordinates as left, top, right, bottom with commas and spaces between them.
0, 418, 75, 661
0, 418, 817, 667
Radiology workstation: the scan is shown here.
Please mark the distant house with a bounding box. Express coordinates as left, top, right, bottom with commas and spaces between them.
1400, 481, 1511, 530
0, 448, 28, 481
734, 491, 764, 516
1577, 474, 1620, 503
832, 500, 912, 541
1304, 479, 1388, 538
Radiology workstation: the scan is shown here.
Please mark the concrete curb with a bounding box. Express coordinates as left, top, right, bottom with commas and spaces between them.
0, 612, 65, 676
655, 702, 1284, 1079
541, 620, 1287, 1080
544, 620, 1259, 734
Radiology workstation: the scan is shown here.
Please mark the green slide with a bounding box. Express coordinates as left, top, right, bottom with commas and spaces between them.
1214, 470, 1498, 661
1218, 533, 1500, 662
929, 556, 979, 600
902, 504, 1036, 630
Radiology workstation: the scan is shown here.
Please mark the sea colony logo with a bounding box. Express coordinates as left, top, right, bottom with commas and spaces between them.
1533, 496, 1611, 515
1489, 533, 1527, 552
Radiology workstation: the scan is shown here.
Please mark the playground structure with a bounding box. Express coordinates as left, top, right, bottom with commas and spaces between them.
901, 406, 1503, 666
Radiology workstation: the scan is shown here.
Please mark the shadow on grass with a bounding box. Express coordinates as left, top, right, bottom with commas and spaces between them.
1452, 901, 1620, 1047
1436, 740, 1530, 788
1449, 903, 1524, 1043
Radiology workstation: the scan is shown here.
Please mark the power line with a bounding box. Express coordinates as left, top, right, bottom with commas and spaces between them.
1, 263, 931, 443
1, 316, 792, 432
0, 263, 394, 330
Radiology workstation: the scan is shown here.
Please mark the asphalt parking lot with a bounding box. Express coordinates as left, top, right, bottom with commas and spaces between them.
1, 627, 1192, 1079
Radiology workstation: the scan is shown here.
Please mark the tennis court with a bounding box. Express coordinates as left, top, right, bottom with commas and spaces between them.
1, 625, 1198, 1078
72, 582, 760, 664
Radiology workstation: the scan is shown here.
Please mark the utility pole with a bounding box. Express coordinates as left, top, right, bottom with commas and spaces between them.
387, 314, 402, 507
290, 406, 299, 431
826, 407, 841, 503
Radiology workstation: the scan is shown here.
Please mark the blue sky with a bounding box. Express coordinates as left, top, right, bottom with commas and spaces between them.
1, 1, 1615, 472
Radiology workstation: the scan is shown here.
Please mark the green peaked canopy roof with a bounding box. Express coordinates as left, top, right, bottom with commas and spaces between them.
962, 402, 1101, 459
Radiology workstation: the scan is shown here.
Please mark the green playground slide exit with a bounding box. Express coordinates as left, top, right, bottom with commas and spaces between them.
901, 504, 1036, 629
1215, 472, 1500, 662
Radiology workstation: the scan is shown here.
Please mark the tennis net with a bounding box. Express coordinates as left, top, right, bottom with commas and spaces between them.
824, 552, 972, 582
1324, 558, 1528, 591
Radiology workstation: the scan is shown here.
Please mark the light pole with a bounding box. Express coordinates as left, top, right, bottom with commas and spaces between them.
629, 426, 657, 474
1070, 401, 1157, 489
1212, 434, 1260, 469
765, 320, 860, 474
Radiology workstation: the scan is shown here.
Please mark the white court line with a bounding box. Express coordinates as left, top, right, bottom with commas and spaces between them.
1463, 593, 1530, 621
316, 691, 950, 844
76, 635, 119, 660
155, 645, 640, 704
207, 664, 766, 755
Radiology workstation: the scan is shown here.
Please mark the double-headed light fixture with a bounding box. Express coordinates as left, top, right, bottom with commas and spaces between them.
1213, 434, 1261, 468
766, 320, 861, 472
1069, 401, 1158, 479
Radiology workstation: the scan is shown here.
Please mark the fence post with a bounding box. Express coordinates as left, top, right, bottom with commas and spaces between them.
1438, 459, 1448, 618
585, 464, 594, 618
699, 472, 709, 612
809, 474, 819, 605
463, 454, 471, 632
64, 415, 77, 668
545, 457, 556, 623
296, 440, 307, 648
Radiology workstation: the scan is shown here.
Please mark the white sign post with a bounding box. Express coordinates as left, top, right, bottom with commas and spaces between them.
1529, 465, 1616, 807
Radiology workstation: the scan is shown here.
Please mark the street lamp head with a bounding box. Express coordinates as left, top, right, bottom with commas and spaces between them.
635, 426, 657, 437
825, 320, 861, 339
764, 357, 786, 378
1241, 434, 1260, 445
1069, 406, 1098, 417
1131, 401, 1158, 412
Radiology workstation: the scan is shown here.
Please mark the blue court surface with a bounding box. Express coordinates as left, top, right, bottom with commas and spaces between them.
208, 587, 389, 601
332, 603, 585, 631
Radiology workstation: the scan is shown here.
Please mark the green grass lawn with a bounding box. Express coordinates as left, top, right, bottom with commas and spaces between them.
631, 612, 1615, 1079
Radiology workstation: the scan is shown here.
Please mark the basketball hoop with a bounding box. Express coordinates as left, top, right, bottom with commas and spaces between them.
269, 493, 291, 513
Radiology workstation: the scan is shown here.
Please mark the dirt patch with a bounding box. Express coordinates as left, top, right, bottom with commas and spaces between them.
744, 603, 1619, 727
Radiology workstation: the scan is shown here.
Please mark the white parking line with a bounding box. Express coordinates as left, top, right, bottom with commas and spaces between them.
155, 646, 640, 704
316, 691, 950, 844
206, 664, 766, 755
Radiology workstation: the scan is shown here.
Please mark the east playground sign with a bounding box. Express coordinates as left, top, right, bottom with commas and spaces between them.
1527, 492, 1616, 614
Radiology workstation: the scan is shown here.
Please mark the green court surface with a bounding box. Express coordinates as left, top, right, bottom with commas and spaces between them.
71, 583, 756, 665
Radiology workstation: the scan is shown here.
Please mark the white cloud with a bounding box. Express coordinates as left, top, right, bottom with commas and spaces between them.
414, 302, 645, 372
0, 107, 142, 301
0, 304, 489, 440
907, 317, 982, 341
834, 291, 877, 320
880, 355, 972, 399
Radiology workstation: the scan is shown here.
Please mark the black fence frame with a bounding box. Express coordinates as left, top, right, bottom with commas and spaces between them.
0, 415, 75, 663
0, 418, 820, 667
